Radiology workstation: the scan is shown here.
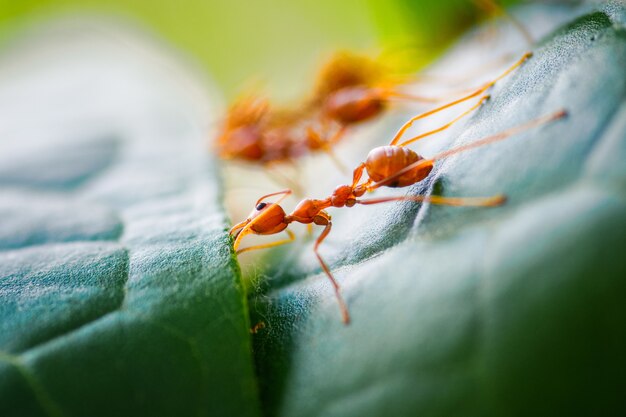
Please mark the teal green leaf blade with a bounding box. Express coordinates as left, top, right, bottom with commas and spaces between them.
250, 3, 626, 417
0, 23, 260, 417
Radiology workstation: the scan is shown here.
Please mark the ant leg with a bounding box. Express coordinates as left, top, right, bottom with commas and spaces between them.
397, 95, 490, 147
430, 109, 567, 161
313, 216, 351, 324
389, 52, 531, 146
327, 125, 348, 146
388, 90, 484, 145
356, 194, 506, 207
351, 163, 366, 187
383, 90, 445, 103
384, 85, 483, 103
236, 229, 296, 255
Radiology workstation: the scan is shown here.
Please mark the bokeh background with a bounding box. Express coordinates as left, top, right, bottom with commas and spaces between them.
5, 1, 626, 417
0, 0, 510, 99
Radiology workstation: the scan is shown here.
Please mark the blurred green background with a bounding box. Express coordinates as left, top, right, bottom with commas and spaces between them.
0, 0, 515, 99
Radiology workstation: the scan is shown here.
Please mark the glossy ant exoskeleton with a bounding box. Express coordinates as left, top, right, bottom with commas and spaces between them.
229, 101, 567, 324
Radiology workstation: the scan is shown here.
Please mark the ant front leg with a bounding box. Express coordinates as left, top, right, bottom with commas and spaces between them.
312, 212, 351, 325
351, 162, 365, 187
230, 189, 293, 252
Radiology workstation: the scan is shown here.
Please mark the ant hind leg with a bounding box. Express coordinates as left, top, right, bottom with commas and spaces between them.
312, 217, 351, 324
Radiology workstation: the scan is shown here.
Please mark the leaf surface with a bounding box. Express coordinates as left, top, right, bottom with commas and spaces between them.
251, 3, 626, 416
0, 24, 260, 417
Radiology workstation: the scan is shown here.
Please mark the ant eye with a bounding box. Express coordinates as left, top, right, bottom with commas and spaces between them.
255, 202, 267, 211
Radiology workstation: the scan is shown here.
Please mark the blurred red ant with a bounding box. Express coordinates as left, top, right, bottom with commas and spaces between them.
215, 51, 446, 176
310, 51, 444, 126
216, 50, 525, 184
216, 95, 308, 164
216, 0, 535, 170
306, 0, 535, 148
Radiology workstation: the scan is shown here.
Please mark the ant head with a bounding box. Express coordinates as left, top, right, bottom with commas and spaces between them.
230, 190, 292, 240
246, 201, 289, 235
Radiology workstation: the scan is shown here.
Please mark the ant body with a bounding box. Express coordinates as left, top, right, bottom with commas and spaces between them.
311, 51, 443, 127
229, 53, 567, 324
215, 52, 442, 172
307, 0, 535, 145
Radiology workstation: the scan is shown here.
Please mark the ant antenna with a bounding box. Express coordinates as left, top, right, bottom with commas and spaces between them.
372, 109, 568, 190
389, 52, 532, 147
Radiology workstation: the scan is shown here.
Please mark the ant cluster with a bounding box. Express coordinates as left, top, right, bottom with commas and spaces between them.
214, 51, 443, 178
214, 5, 567, 325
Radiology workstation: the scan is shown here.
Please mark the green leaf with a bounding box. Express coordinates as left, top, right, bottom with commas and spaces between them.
251, 3, 626, 416
0, 25, 260, 417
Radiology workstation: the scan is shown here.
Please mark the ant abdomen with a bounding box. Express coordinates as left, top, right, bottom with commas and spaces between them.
323, 86, 386, 124
365, 146, 433, 187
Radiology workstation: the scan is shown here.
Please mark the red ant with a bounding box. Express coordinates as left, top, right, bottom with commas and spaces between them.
310, 51, 444, 126
215, 95, 310, 165
215, 48, 485, 171
216, 0, 535, 173
306, 0, 536, 147
228, 52, 566, 323
303, 50, 471, 162
214, 51, 442, 177
229, 107, 567, 324
216, 51, 529, 188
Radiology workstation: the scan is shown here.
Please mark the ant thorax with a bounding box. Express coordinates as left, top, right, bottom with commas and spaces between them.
365, 146, 433, 187
330, 185, 358, 207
